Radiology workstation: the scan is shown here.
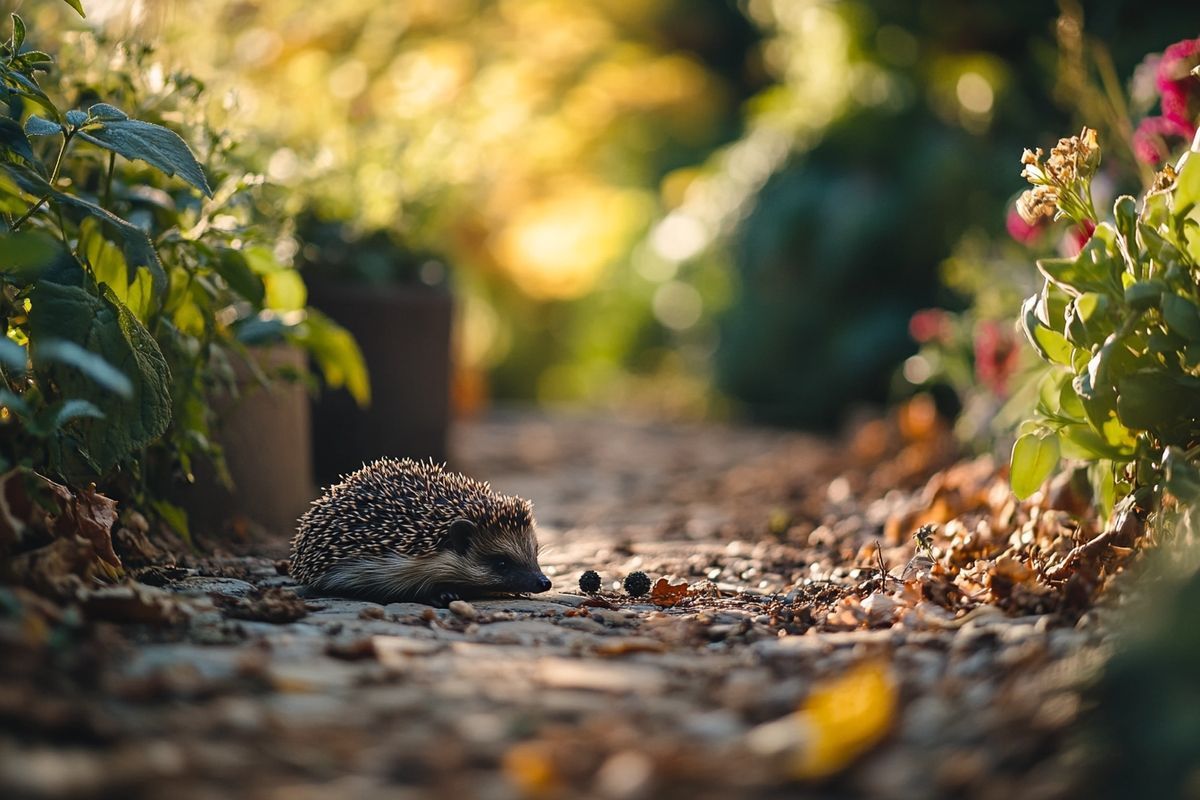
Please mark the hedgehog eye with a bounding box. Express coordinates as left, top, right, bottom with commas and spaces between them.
488, 556, 511, 573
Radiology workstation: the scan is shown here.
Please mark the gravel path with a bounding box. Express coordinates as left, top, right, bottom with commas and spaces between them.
1, 412, 1107, 799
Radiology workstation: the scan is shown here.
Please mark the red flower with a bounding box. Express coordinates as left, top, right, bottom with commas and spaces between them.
909, 309, 952, 344
974, 320, 1020, 396
1064, 218, 1096, 257
1006, 205, 1048, 245
1132, 115, 1192, 165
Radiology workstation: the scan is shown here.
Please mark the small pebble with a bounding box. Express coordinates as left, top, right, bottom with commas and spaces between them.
448, 600, 478, 621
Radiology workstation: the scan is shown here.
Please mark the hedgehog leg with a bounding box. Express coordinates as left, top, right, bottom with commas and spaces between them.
433, 588, 462, 607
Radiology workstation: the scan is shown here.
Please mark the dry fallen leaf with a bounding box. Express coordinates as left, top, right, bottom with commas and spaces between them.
649, 577, 689, 607
594, 637, 668, 656
502, 741, 561, 797
748, 660, 897, 780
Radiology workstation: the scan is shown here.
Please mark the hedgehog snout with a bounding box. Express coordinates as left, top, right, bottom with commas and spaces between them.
511, 569, 551, 594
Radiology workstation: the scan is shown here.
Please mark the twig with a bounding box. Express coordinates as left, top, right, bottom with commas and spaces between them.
874, 539, 891, 586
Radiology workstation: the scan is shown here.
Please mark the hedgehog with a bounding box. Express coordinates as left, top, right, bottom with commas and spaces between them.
290, 458, 552, 606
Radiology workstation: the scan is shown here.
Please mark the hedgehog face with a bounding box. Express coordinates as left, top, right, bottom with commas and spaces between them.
440, 517, 551, 596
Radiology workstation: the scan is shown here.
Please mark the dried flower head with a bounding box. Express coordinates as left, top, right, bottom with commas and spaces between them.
1046, 127, 1099, 185
1017, 127, 1100, 226
1016, 185, 1059, 225
1151, 164, 1178, 193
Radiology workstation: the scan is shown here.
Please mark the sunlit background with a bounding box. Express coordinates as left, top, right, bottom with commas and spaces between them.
18, 0, 1199, 426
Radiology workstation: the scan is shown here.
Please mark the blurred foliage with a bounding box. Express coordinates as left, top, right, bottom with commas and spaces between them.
1080, 545, 1200, 798
1011, 122, 1200, 527
0, 6, 366, 532
45, 0, 1200, 422
66, 0, 759, 414
691, 0, 1200, 426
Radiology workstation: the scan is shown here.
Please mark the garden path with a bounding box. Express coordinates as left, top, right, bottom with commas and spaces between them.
4, 413, 1103, 799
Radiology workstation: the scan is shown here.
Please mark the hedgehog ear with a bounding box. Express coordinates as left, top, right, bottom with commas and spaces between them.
444, 518, 477, 555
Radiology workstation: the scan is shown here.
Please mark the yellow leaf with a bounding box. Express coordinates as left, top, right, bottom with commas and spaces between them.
502, 741, 560, 798
791, 660, 896, 779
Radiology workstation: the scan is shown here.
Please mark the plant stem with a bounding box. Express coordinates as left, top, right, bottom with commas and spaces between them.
11, 130, 71, 231
101, 151, 115, 209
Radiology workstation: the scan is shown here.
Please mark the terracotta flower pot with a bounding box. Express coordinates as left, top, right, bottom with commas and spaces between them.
181, 343, 315, 537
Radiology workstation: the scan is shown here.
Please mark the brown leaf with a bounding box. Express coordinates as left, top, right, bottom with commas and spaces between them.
56, 482, 121, 568
217, 587, 312, 624
991, 555, 1034, 583
594, 637, 668, 656
649, 577, 689, 607
77, 584, 185, 625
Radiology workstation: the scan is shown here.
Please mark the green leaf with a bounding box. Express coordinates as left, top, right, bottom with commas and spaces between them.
214, 249, 265, 307
0, 337, 26, 373
29, 282, 172, 470
78, 218, 153, 322
1088, 461, 1118, 522
1064, 292, 1111, 347
0, 169, 31, 213
35, 339, 132, 397
150, 499, 191, 544
1162, 293, 1200, 342
59, 0, 86, 18
0, 117, 37, 166
1037, 237, 1122, 298
263, 269, 307, 311
17, 51, 52, 69
47, 398, 105, 430
1059, 423, 1130, 460
23, 115, 60, 137
87, 103, 127, 122
1176, 153, 1200, 265
292, 309, 371, 406
2, 69, 60, 121
1033, 326, 1073, 366
76, 112, 212, 196
1162, 447, 1200, 503
1114, 195, 1137, 244
1138, 222, 1187, 267
0, 230, 72, 281
1123, 280, 1165, 310
1011, 432, 1060, 500
11, 14, 25, 52
1115, 370, 1200, 442
3, 164, 166, 297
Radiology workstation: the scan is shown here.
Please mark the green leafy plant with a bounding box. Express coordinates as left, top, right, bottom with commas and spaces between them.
1012, 124, 1200, 528
0, 7, 367, 532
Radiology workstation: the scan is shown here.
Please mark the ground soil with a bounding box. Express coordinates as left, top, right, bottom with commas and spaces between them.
0, 411, 1123, 799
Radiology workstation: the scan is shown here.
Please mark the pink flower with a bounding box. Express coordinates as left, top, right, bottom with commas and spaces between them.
1157, 38, 1200, 89
1132, 115, 1191, 165
974, 320, 1020, 396
909, 309, 952, 344
1154, 37, 1200, 136
1006, 205, 1047, 245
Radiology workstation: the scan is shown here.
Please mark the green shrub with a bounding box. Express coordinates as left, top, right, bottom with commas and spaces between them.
1012, 125, 1200, 528
0, 7, 366, 532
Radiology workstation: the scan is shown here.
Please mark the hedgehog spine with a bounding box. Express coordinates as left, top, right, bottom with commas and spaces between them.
290, 458, 551, 604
